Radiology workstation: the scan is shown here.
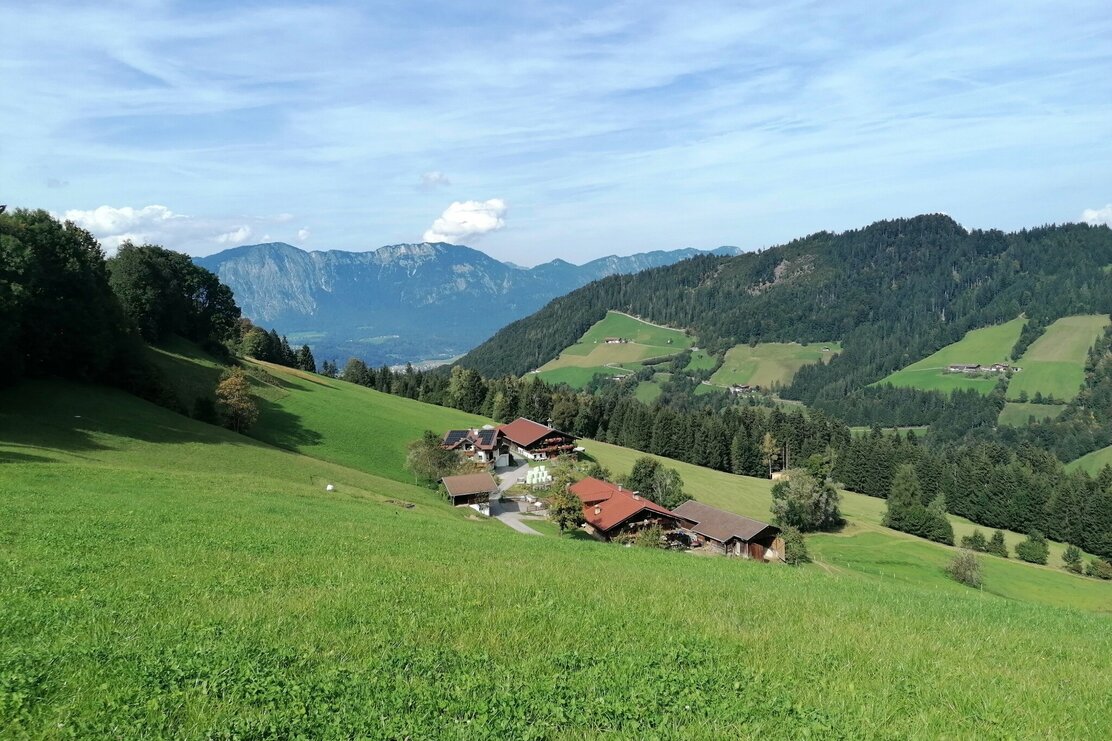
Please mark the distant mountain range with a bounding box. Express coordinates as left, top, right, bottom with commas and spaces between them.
196, 241, 742, 366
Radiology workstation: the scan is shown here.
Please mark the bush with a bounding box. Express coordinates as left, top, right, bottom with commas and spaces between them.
1062, 545, 1083, 574
781, 527, 810, 565
960, 529, 988, 552
946, 550, 983, 588
1015, 531, 1049, 565
987, 529, 1009, 558
634, 523, 667, 549
1085, 558, 1112, 580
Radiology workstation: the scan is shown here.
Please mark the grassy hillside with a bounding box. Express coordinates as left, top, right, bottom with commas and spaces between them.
710, 341, 841, 389
877, 316, 1025, 393
534, 311, 691, 388
1006, 314, 1110, 401
1067, 445, 1112, 475
583, 439, 1108, 610
3, 357, 1112, 736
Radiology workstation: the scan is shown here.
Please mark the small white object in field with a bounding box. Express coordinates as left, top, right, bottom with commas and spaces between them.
325, 484, 335, 492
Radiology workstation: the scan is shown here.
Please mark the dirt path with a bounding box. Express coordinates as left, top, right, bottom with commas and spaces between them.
610, 310, 685, 333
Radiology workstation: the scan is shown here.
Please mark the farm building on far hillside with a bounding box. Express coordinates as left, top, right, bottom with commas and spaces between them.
569, 477, 692, 541
441, 472, 498, 510
673, 500, 782, 560
498, 417, 578, 461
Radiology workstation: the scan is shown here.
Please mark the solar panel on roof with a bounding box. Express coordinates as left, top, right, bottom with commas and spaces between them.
478, 429, 496, 445
443, 430, 468, 445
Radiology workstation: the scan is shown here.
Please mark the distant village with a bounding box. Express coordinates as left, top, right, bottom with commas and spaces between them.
437, 417, 784, 561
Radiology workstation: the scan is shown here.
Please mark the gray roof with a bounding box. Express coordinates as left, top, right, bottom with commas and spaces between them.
672, 500, 779, 543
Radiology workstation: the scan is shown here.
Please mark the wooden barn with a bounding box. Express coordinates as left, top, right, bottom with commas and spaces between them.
672, 500, 782, 560
569, 477, 691, 541
441, 472, 498, 507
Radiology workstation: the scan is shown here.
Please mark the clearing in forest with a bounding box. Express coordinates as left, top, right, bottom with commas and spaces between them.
1006, 315, 1110, 402
709, 341, 842, 389
534, 311, 692, 388
877, 317, 1025, 394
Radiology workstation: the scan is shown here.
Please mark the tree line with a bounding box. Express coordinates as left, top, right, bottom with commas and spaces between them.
1, 210, 241, 397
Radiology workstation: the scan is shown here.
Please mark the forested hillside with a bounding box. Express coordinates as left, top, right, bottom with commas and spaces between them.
459, 216, 1112, 408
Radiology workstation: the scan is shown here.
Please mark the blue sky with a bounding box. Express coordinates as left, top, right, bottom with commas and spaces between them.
3, 0, 1112, 263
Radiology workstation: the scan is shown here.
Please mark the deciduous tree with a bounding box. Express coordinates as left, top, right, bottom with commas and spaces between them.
215, 367, 258, 433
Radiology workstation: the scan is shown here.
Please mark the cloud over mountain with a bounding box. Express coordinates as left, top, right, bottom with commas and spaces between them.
423, 198, 507, 244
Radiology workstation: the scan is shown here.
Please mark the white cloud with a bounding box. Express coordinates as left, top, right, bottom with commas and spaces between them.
1081, 204, 1112, 227
419, 171, 451, 190
297, 228, 311, 241
214, 225, 253, 244
422, 198, 507, 244
56, 204, 289, 254
61, 204, 184, 251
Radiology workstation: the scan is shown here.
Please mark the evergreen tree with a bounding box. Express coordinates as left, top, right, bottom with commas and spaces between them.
1062, 544, 1083, 574
987, 529, 1009, 558
295, 344, 316, 373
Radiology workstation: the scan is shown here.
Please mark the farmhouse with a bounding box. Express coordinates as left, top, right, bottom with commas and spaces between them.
672, 500, 782, 560
947, 363, 982, 373
989, 363, 1011, 373
441, 472, 498, 509
498, 417, 578, 461
441, 426, 506, 463
728, 384, 754, 395
569, 477, 691, 541
603, 337, 627, 344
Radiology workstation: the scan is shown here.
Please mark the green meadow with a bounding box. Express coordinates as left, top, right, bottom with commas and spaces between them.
998, 401, 1066, 427
535, 311, 691, 388
1067, 444, 1112, 475
1006, 315, 1110, 402
710, 341, 841, 389
878, 316, 1025, 393
2, 351, 1111, 737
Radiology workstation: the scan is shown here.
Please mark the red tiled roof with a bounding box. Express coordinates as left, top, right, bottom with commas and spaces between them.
498, 417, 560, 447
569, 477, 679, 534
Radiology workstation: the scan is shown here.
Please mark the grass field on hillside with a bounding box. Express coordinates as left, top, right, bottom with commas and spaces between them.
3, 379, 1112, 737
998, 401, 1066, 427
535, 311, 691, 388
877, 316, 1025, 393
244, 360, 487, 482
684, 349, 718, 371
710, 342, 841, 389
583, 439, 1108, 611
1006, 315, 1110, 401
1067, 444, 1112, 475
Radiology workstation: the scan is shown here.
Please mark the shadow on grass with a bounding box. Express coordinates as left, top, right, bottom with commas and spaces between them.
0, 450, 61, 464
247, 397, 325, 450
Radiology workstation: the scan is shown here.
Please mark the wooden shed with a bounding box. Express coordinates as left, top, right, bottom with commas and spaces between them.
441, 472, 498, 507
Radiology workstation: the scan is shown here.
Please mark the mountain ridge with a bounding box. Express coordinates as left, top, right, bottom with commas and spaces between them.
196, 240, 743, 365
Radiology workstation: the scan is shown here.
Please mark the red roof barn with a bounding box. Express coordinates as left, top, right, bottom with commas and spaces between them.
568, 477, 690, 540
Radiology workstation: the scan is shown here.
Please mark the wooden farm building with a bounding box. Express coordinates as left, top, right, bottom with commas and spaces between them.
441, 472, 498, 507
672, 500, 782, 560
569, 477, 691, 541
498, 417, 578, 461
